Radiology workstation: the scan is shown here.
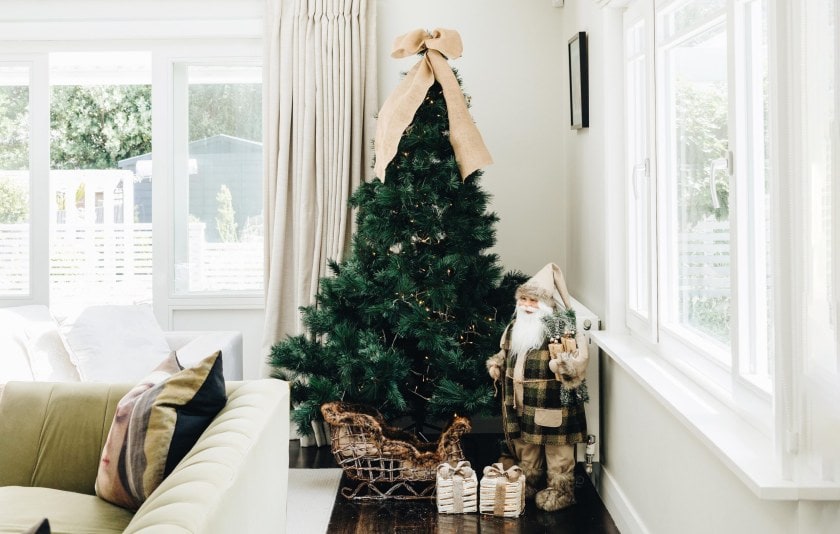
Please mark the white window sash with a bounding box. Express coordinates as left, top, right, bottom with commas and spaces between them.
0, 0, 262, 310
621, 0, 776, 428
0, 54, 49, 307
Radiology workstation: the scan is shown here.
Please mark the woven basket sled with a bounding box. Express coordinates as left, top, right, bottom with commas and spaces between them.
321, 402, 471, 500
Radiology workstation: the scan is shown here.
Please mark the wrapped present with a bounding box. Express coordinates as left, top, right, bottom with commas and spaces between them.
436, 460, 478, 514
479, 463, 525, 518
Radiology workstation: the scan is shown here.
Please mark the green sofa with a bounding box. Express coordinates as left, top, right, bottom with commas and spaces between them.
0, 380, 289, 533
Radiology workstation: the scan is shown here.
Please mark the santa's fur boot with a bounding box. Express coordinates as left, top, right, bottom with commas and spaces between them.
535, 471, 576, 511
520, 466, 545, 499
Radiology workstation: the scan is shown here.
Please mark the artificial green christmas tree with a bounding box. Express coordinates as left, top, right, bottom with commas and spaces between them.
269, 28, 524, 437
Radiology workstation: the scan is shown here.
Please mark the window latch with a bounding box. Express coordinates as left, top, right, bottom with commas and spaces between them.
632, 158, 650, 199
709, 154, 730, 210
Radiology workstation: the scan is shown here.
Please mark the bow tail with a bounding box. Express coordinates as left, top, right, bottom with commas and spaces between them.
430, 51, 493, 180
373, 57, 435, 181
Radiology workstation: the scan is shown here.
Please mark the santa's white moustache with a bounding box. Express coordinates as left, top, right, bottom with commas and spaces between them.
509, 302, 552, 357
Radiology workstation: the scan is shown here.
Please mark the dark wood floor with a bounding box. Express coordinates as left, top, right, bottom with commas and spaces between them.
289, 435, 620, 534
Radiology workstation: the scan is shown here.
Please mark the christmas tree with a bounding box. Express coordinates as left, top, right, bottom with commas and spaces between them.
270, 30, 524, 437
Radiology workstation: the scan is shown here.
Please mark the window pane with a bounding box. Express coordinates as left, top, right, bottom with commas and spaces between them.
0, 65, 30, 296
49, 52, 153, 316
173, 63, 263, 294
661, 17, 731, 355
737, 0, 772, 388
626, 19, 651, 319
661, 0, 726, 42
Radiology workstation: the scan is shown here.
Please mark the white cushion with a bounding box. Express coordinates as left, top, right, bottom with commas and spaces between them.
23, 309, 81, 382
60, 305, 172, 382
0, 306, 39, 384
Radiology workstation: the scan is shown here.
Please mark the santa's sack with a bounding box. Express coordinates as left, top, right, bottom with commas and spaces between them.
436, 460, 478, 514
479, 463, 525, 518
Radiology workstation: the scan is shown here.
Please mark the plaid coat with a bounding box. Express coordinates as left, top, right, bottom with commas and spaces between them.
490, 322, 588, 446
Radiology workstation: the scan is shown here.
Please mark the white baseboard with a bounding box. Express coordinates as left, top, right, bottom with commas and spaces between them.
598, 466, 651, 534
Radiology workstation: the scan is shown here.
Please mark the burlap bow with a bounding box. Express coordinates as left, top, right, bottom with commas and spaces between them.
482, 462, 522, 483
373, 28, 493, 182
437, 460, 475, 480
483, 463, 523, 516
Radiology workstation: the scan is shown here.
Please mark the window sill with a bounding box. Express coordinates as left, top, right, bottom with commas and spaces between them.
590, 330, 840, 501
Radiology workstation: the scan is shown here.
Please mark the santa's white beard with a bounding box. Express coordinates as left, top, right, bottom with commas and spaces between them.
509, 302, 551, 358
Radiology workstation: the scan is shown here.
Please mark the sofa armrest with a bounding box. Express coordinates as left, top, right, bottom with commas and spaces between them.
165, 331, 243, 380
0, 382, 126, 494
125, 380, 290, 534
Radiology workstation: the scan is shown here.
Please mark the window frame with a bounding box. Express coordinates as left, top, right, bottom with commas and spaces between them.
0, 2, 264, 324
0, 54, 50, 306
624, 1, 660, 344
624, 0, 775, 433
155, 50, 264, 308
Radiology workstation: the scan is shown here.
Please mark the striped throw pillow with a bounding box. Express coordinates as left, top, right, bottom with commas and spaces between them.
95, 351, 226, 510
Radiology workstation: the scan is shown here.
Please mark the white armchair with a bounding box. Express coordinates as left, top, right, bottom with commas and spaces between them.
165, 331, 244, 380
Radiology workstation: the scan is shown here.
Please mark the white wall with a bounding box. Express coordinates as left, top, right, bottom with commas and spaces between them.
554, 0, 609, 321
601, 356, 799, 533
377, 0, 568, 276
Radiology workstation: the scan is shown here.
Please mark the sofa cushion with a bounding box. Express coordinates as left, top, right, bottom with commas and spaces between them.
95, 352, 226, 511
60, 305, 172, 382
0, 382, 123, 494
0, 486, 133, 534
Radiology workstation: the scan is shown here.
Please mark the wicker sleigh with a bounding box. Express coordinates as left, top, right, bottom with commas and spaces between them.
320, 402, 471, 500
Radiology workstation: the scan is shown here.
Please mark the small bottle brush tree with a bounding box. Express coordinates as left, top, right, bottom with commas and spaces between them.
270, 73, 524, 437
542, 307, 577, 343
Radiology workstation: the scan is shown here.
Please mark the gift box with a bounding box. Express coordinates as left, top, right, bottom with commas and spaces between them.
436, 460, 478, 514
479, 463, 525, 518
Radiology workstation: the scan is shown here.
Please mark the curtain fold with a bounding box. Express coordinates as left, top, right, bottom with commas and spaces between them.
261, 0, 377, 373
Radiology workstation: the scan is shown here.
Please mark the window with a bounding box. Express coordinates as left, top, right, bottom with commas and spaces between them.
0, 64, 31, 297
172, 62, 263, 295
624, 0, 773, 417
0, 2, 263, 318
623, 0, 840, 480
48, 51, 153, 315
659, 1, 732, 357
624, 3, 657, 341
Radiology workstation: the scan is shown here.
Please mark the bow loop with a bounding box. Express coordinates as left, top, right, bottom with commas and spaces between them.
390, 28, 428, 58
390, 28, 463, 60
437, 460, 474, 480
482, 462, 523, 483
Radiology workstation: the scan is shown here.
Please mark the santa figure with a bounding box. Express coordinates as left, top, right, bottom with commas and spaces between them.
486, 263, 589, 511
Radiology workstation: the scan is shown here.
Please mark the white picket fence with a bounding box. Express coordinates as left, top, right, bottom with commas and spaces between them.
2, 218, 726, 306
184, 222, 263, 292
678, 219, 730, 299
0, 223, 262, 304
0, 224, 29, 295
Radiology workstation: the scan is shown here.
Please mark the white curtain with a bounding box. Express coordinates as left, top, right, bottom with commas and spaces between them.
261, 0, 377, 370
792, 0, 840, 484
